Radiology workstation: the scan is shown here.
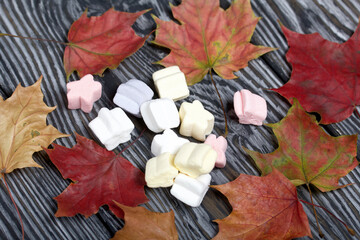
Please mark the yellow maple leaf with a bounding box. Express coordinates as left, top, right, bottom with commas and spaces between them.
0, 76, 69, 177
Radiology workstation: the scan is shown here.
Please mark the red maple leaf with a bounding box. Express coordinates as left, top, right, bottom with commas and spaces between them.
64, 8, 148, 78
212, 169, 311, 240
152, 0, 274, 85
273, 19, 360, 124
44, 133, 148, 218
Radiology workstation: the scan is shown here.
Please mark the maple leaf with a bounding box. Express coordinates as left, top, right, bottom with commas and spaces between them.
152, 0, 274, 85
0, 76, 68, 177
44, 133, 148, 218
64, 8, 149, 78
273, 19, 360, 124
111, 202, 178, 240
212, 169, 311, 240
244, 99, 358, 192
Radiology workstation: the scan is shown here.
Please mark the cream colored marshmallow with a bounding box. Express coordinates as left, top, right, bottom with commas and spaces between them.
179, 100, 214, 141
145, 152, 179, 188
174, 142, 216, 178
153, 66, 189, 101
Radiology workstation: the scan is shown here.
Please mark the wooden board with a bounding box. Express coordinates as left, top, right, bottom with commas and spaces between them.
0, 0, 359, 239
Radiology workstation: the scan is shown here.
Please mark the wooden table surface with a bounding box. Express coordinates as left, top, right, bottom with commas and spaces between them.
0, 0, 359, 239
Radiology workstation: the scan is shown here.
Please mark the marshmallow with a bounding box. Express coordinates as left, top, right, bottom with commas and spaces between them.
153, 66, 189, 101
174, 142, 217, 178
179, 100, 214, 141
67, 74, 102, 113
89, 108, 134, 150
151, 129, 189, 156
204, 134, 227, 168
141, 98, 180, 133
145, 152, 179, 188
113, 79, 154, 117
234, 89, 267, 125
170, 173, 211, 207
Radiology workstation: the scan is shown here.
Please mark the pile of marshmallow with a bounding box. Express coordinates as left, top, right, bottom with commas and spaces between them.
147, 130, 222, 207
66, 66, 267, 207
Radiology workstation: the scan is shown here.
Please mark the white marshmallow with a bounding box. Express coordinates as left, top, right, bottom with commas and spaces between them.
145, 152, 179, 188
179, 100, 214, 141
174, 142, 217, 178
113, 79, 154, 118
151, 129, 189, 156
89, 107, 134, 150
170, 173, 211, 207
140, 98, 180, 133
153, 66, 189, 101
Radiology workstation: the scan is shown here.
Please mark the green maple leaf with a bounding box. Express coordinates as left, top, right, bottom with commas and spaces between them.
244, 99, 358, 192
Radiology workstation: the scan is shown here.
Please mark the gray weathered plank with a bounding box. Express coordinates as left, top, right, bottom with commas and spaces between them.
0, 0, 359, 239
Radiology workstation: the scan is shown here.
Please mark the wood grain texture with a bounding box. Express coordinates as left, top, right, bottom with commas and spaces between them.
0, 0, 359, 239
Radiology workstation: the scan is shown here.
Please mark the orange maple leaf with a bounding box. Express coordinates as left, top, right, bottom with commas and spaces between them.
152, 0, 274, 85
111, 202, 178, 240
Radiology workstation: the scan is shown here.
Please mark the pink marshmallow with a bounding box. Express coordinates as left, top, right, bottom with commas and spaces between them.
67, 74, 102, 113
234, 89, 267, 125
204, 134, 227, 168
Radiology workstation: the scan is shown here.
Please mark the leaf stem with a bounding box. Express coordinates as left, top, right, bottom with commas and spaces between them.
209, 70, 228, 138
354, 107, 360, 120
306, 183, 324, 238
2, 174, 24, 240
299, 199, 355, 236
0, 33, 68, 46
119, 128, 147, 155
0, 33, 137, 57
